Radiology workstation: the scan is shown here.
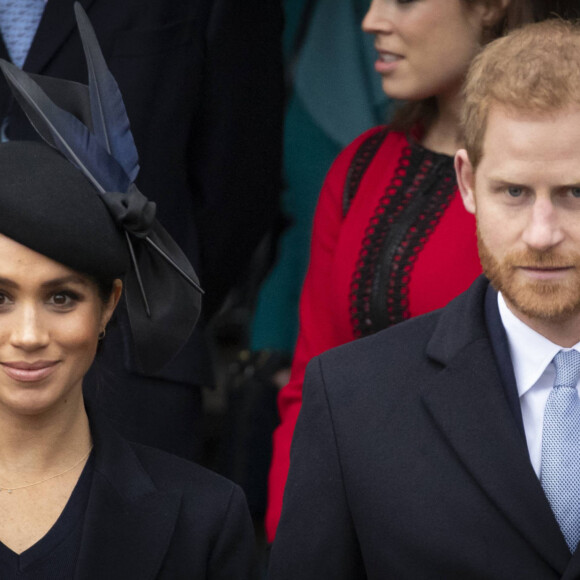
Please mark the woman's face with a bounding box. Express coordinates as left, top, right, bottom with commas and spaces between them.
0, 234, 120, 418
363, 0, 495, 102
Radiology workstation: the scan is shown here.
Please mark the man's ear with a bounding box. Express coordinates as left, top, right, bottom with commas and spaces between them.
455, 149, 476, 215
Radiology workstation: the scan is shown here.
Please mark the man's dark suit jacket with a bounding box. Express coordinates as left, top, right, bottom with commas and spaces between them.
0, 0, 284, 386
78, 406, 254, 579
268, 276, 580, 579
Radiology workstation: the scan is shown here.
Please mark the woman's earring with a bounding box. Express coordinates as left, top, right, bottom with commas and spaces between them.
98, 329, 106, 340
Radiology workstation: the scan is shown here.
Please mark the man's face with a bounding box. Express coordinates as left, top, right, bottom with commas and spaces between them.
455, 105, 580, 328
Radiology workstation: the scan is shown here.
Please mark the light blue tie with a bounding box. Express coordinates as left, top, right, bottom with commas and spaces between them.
540, 349, 580, 552
0, 0, 45, 68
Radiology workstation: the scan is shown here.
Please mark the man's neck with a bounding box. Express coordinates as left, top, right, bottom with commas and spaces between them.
501, 294, 580, 348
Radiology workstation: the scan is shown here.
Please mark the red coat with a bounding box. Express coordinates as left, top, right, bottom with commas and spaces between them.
266, 127, 483, 541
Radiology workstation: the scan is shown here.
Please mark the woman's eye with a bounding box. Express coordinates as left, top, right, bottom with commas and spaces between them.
507, 186, 523, 198
571, 187, 580, 198
0, 292, 12, 307
49, 292, 78, 308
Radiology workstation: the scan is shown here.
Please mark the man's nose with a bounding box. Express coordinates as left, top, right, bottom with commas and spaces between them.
521, 198, 565, 251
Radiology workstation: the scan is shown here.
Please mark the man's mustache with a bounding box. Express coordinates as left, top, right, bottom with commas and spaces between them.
504, 250, 580, 269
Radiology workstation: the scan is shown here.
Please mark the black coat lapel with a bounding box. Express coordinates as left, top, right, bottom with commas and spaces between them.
563, 549, 580, 579
484, 284, 526, 435
74, 410, 181, 580
24, 0, 96, 73
421, 277, 570, 574
0, 35, 8, 62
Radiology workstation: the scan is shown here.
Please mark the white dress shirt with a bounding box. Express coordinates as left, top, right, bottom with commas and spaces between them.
498, 292, 580, 478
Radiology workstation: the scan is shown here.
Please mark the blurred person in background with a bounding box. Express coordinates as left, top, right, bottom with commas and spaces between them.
249, 0, 394, 366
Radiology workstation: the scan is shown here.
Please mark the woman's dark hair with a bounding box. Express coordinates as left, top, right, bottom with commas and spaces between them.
532, 0, 580, 21
91, 275, 117, 304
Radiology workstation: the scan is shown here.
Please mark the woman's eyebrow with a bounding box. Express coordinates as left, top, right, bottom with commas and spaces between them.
0, 275, 89, 289
41, 275, 89, 289
0, 277, 17, 289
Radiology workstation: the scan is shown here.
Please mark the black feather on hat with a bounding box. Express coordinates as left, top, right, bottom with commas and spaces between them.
0, 3, 202, 374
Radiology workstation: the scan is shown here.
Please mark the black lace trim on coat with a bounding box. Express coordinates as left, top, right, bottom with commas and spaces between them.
343, 127, 390, 217
349, 139, 456, 338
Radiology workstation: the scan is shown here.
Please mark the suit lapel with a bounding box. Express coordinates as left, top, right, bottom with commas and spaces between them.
24, 0, 96, 73
420, 277, 570, 574
0, 34, 8, 61
74, 410, 181, 580
562, 549, 580, 579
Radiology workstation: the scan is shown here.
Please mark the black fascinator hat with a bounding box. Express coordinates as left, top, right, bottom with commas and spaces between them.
0, 142, 129, 279
0, 3, 202, 374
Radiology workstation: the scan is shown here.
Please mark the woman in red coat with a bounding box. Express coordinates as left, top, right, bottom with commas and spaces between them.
266, 0, 568, 541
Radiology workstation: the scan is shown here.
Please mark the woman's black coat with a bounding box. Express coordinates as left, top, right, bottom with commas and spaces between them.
75, 407, 255, 579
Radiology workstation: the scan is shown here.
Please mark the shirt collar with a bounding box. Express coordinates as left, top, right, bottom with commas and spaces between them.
497, 292, 580, 398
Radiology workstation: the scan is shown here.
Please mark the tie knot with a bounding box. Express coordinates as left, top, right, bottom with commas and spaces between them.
553, 350, 580, 389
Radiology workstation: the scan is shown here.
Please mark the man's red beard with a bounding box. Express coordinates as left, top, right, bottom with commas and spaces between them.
477, 228, 580, 322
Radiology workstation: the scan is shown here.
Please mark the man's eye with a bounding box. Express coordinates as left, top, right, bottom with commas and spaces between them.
507, 186, 523, 197
0, 292, 12, 306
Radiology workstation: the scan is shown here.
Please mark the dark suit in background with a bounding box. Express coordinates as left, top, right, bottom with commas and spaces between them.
268, 277, 579, 579
0, 0, 284, 459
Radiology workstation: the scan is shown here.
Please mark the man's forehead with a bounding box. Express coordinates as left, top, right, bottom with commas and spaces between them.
487, 103, 580, 123
481, 105, 580, 157
473, 105, 580, 186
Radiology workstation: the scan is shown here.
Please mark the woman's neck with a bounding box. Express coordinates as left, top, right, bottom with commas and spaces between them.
0, 396, 91, 473
420, 89, 464, 157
